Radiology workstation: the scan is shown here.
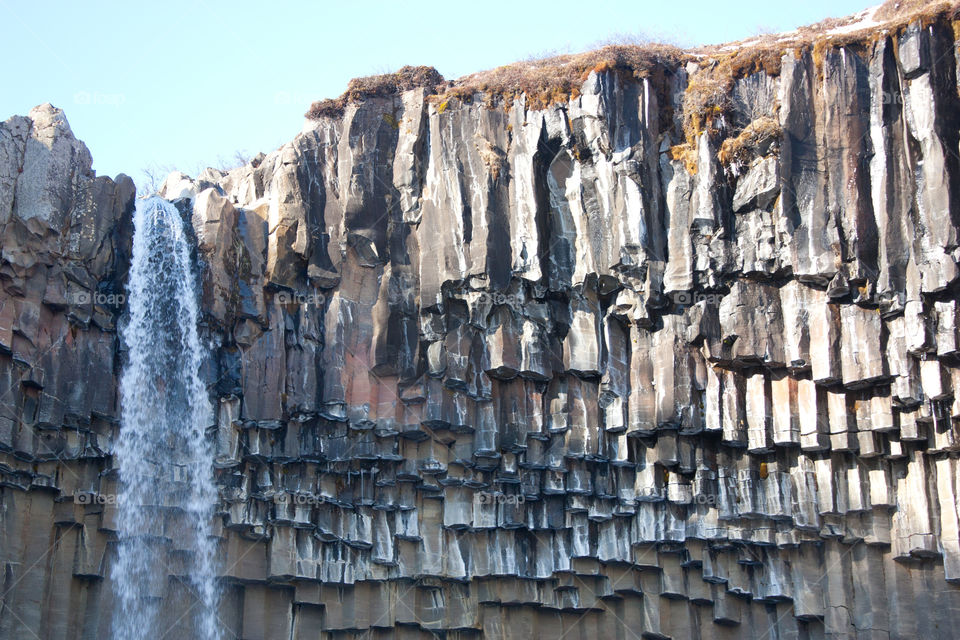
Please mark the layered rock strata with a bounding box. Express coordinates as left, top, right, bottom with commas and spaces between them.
5, 8, 960, 639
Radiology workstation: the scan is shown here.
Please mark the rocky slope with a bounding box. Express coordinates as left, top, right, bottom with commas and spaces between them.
5, 2, 960, 638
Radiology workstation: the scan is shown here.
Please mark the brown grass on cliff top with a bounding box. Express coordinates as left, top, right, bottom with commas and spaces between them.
679, 0, 960, 145
434, 43, 684, 109
307, 66, 445, 119
693, 0, 958, 58
306, 0, 960, 122
874, 0, 956, 22
306, 45, 683, 119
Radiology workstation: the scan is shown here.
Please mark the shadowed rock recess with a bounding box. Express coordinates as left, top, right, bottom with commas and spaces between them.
7, 6, 960, 640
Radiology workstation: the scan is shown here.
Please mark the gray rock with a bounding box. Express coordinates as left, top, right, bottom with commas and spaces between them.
732, 154, 779, 212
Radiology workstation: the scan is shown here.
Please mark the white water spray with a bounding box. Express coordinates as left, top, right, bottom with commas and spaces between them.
113, 197, 220, 640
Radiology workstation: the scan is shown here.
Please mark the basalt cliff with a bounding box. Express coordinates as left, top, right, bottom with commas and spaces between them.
4, 2, 960, 638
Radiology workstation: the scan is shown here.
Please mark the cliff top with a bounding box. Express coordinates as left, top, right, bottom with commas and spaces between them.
306, 0, 960, 120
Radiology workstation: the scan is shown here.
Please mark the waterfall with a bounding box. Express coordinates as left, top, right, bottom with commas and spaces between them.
113, 197, 220, 640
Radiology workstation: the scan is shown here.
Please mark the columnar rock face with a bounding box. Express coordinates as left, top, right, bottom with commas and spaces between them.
0, 104, 135, 638
6, 8, 960, 640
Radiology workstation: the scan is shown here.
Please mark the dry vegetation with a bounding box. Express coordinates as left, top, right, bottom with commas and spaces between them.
667, 143, 699, 175
678, 0, 960, 151
306, 45, 684, 120
681, 46, 782, 146
435, 44, 683, 110
307, 66, 445, 119
717, 116, 781, 167
875, 0, 957, 21
305, 0, 960, 162
474, 134, 507, 181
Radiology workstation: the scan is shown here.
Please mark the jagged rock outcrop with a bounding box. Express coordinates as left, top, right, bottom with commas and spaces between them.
0, 103, 135, 638
6, 4, 960, 638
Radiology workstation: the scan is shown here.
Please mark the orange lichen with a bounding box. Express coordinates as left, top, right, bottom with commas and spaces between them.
668, 143, 699, 175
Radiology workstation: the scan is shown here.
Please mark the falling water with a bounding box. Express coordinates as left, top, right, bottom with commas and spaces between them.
113, 197, 219, 640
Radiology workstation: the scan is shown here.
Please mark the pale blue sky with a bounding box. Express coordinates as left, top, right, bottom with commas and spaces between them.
2, 0, 874, 190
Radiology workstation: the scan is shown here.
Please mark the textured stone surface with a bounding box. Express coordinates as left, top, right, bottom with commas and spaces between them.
0, 105, 134, 639
5, 12, 960, 640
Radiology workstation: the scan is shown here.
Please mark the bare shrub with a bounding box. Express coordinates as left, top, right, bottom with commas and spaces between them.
138, 163, 177, 196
